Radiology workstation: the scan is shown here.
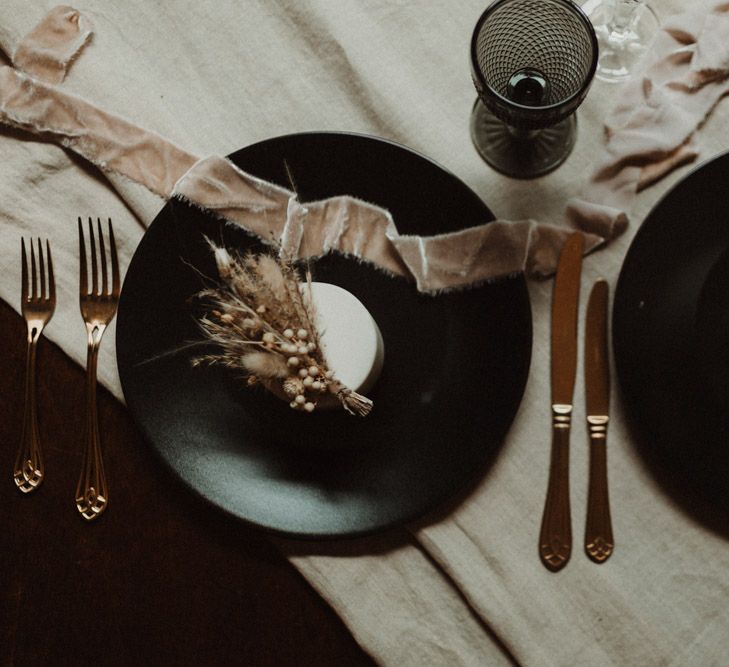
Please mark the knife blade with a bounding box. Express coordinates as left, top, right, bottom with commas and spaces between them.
539, 231, 584, 572
584, 279, 614, 563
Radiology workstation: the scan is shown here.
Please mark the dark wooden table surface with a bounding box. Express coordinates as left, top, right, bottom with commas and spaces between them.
0, 299, 374, 666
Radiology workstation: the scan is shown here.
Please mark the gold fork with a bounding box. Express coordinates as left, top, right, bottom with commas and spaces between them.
76, 217, 120, 521
14, 238, 56, 492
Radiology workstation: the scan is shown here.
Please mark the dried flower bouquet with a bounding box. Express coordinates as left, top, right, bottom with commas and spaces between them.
193, 241, 373, 417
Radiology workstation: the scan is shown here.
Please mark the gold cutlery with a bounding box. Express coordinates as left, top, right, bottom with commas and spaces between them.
584, 279, 614, 563
76, 217, 120, 521
14, 238, 56, 492
539, 232, 584, 572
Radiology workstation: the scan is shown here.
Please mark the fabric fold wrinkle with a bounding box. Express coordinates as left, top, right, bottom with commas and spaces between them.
12, 5, 92, 84
567, 2, 729, 240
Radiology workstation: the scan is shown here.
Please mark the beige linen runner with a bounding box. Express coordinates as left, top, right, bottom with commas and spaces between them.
2, 1, 729, 664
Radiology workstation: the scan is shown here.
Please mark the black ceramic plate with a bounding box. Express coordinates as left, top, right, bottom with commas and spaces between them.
613, 150, 729, 515
116, 132, 532, 538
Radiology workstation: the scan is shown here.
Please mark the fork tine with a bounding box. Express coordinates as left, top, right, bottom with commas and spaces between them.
47, 240, 55, 305
21, 238, 28, 303
37, 238, 46, 301
109, 219, 120, 298
89, 217, 98, 297
30, 238, 37, 300
79, 217, 87, 296
97, 217, 108, 296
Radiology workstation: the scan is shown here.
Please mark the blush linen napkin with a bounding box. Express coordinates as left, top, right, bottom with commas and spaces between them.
2, 1, 729, 665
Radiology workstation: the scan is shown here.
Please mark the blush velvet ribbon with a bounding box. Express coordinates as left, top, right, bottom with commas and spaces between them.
2, 5, 729, 291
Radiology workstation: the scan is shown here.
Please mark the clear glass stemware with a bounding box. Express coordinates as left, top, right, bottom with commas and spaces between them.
588, 0, 659, 83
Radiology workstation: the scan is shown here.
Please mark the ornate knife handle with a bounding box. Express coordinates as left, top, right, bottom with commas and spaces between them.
75, 328, 109, 521
585, 416, 614, 563
539, 404, 572, 571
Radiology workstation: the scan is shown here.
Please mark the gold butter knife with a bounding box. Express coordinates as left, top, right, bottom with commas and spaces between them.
584, 279, 614, 563
539, 231, 584, 572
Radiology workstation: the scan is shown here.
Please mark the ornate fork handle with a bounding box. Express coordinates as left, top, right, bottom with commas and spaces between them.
75, 324, 109, 520
14, 325, 45, 492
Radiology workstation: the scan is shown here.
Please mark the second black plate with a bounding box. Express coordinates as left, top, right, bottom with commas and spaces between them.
614, 150, 729, 516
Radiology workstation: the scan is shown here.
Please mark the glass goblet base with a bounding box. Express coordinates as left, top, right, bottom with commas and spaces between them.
469, 99, 577, 179
590, 1, 660, 83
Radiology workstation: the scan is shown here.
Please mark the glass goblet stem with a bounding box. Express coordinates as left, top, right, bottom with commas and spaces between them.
609, 0, 643, 37
590, 0, 659, 83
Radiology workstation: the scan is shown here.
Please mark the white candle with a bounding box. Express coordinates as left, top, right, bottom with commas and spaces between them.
308, 282, 384, 403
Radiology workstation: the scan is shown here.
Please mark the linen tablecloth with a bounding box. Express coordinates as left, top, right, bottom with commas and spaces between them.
2, 1, 728, 664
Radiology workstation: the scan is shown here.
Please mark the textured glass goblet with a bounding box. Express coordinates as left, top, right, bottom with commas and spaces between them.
588, 0, 659, 83
470, 0, 598, 178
